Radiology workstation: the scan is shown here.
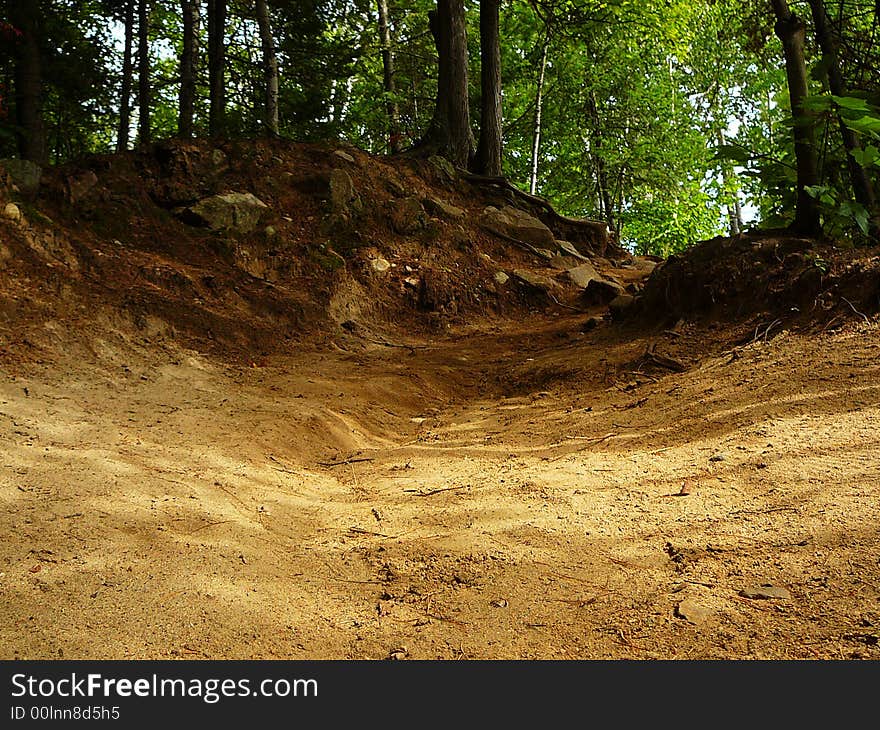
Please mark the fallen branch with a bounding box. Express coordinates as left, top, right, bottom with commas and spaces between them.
404, 485, 469, 497
318, 457, 375, 468
841, 296, 870, 322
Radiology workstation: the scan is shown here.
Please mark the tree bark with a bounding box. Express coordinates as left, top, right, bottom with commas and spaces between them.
137, 0, 151, 146
377, 0, 401, 153
422, 0, 473, 167
529, 35, 549, 195
178, 0, 199, 138
807, 0, 877, 227
208, 0, 227, 136
8, 0, 46, 163
475, 0, 502, 176
771, 0, 821, 235
255, 0, 279, 136
117, 0, 135, 151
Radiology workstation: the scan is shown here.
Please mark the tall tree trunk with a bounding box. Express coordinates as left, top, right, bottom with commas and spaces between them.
255, 0, 279, 136
588, 90, 615, 234
771, 0, 820, 235
529, 35, 548, 195
178, 0, 199, 138
8, 0, 46, 163
422, 0, 473, 167
208, 0, 227, 135
137, 0, 151, 147
117, 0, 135, 151
377, 0, 401, 153
475, 0, 502, 175
807, 0, 877, 230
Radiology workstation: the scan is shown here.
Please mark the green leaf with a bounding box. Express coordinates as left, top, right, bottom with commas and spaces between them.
830, 95, 872, 112
842, 115, 880, 136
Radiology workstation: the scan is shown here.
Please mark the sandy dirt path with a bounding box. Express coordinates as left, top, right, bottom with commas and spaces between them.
2, 314, 879, 659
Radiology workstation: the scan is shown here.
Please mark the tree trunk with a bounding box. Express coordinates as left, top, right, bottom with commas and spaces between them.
807, 0, 877, 228
178, 0, 199, 138
771, 0, 820, 235
8, 0, 46, 163
529, 36, 548, 195
377, 0, 401, 153
422, 0, 473, 167
137, 0, 151, 147
208, 0, 227, 135
588, 91, 615, 234
255, 0, 279, 136
117, 0, 135, 151
475, 0, 502, 176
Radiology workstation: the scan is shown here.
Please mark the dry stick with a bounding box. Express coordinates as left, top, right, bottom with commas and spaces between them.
841, 296, 870, 322
318, 457, 375, 468
184, 519, 232, 535
404, 485, 469, 497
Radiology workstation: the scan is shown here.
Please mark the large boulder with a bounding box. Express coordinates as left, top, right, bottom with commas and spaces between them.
0, 159, 42, 195
566, 262, 603, 289
184, 192, 269, 233
513, 269, 556, 292
482, 205, 556, 248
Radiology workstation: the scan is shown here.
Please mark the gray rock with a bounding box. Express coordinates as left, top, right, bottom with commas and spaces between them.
493, 271, 509, 286
513, 269, 555, 292
329, 169, 361, 217
0, 159, 42, 194
582, 277, 627, 305
371, 257, 391, 273
609, 294, 636, 316
186, 192, 269, 233
424, 197, 465, 220
535, 248, 555, 260
556, 240, 590, 261
567, 262, 603, 289
549, 255, 580, 270
481, 205, 556, 248
2, 202, 22, 222
739, 584, 791, 600
427, 155, 457, 184
333, 150, 356, 164
675, 598, 713, 625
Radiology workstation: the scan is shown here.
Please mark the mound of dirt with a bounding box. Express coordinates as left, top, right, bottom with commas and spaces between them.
630, 232, 880, 331
0, 138, 633, 368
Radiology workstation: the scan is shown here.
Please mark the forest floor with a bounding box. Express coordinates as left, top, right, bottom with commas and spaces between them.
1, 139, 879, 660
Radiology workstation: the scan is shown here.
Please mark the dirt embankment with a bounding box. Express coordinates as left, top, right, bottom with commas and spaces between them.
1, 141, 879, 660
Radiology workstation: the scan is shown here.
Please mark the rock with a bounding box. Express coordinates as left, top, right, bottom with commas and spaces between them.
739, 584, 791, 600
264, 225, 277, 239
385, 178, 407, 197
556, 240, 590, 261
0, 159, 42, 195
566, 262, 603, 289
549, 255, 580, 270
329, 168, 361, 217
333, 150, 356, 164
424, 197, 465, 220
185, 192, 269, 233
65, 170, 98, 204
513, 269, 555, 292
582, 277, 627, 305
675, 598, 713, 625
390, 196, 426, 235
2, 202, 22, 222
427, 155, 457, 184
371, 257, 391, 273
535, 248, 554, 260
582, 315, 604, 332
481, 205, 556, 248
493, 271, 509, 286
609, 294, 636, 316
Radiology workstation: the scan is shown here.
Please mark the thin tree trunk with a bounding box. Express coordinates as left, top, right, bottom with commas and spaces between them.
588, 90, 615, 234
423, 0, 473, 167
117, 0, 135, 151
208, 0, 227, 135
255, 0, 279, 136
8, 0, 46, 163
377, 0, 401, 152
178, 0, 199, 138
807, 0, 877, 228
529, 36, 549, 195
137, 0, 151, 146
771, 0, 821, 235
475, 0, 502, 175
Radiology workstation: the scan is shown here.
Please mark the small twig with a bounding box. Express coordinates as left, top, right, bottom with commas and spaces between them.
184, 519, 232, 535
348, 526, 393, 538
404, 484, 469, 497
841, 297, 870, 322
318, 457, 375, 467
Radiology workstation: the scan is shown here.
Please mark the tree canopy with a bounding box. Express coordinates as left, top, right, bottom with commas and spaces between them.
2, 0, 880, 253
